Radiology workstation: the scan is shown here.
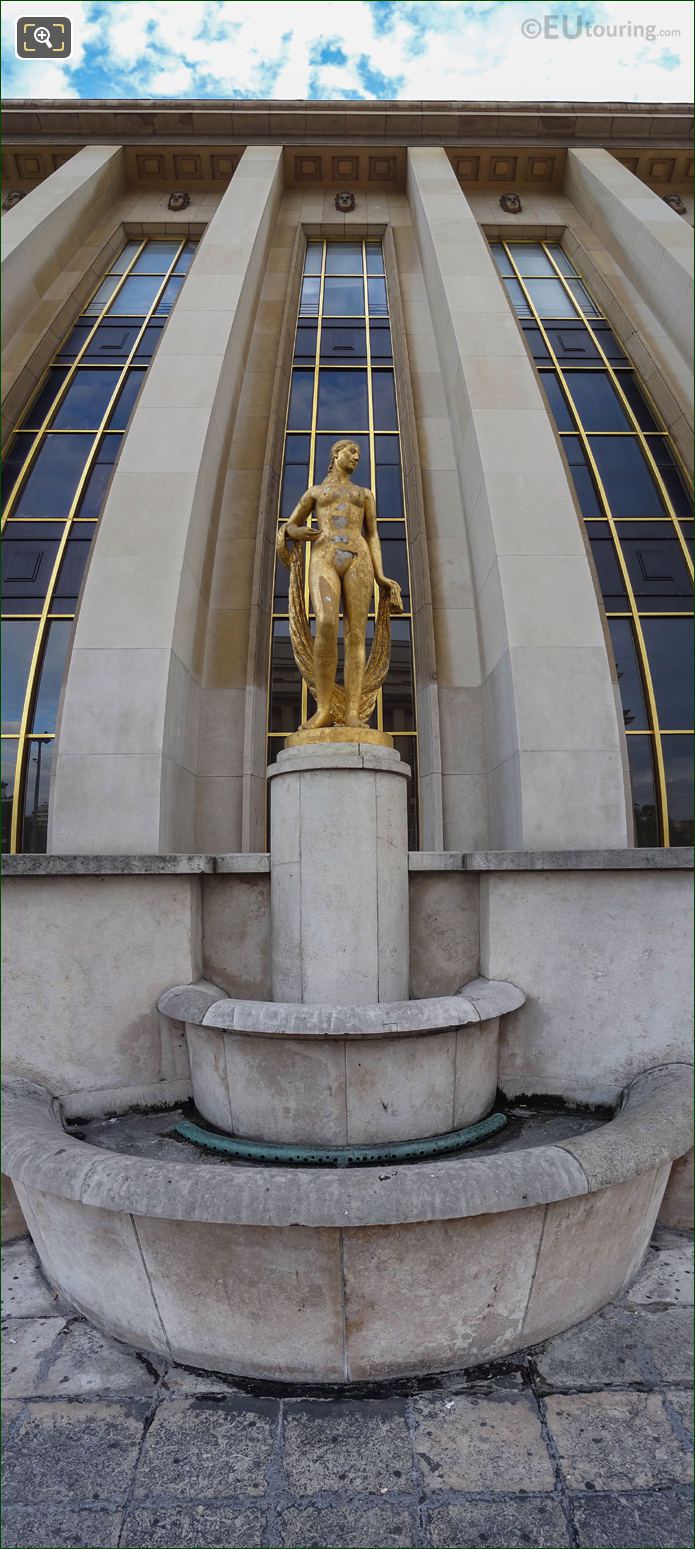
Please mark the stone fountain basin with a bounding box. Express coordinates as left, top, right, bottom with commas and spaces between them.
157, 977, 525, 1145
2, 1063, 691, 1384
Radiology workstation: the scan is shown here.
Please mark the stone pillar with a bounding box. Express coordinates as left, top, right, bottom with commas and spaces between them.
565, 148, 693, 371
1, 146, 124, 343
406, 148, 629, 851
268, 744, 410, 1005
50, 146, 284, 853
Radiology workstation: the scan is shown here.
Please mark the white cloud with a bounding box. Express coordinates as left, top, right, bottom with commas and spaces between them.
1, 0, 693, 101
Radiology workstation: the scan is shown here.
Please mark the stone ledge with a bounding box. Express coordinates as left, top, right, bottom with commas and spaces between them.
461, 849, 694, 872
157, 977, 525, 1036
2, 854, 268, 877
4, 848, 691, 877
1, 1064, 691, 1230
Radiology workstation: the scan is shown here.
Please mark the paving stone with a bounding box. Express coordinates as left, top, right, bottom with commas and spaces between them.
120, 1505, 265, 1546
133, 1396, 276, 1500
544, 1392, 693, 1491
3, 1399, 149, 1504
411, 1393, 555, 1493
1, 1240, 66, 1317
1, 1505, 123, 1547
427, 1497, 571, 1547
632, 1307, 694, 1383
283, 1400, 412, 1495
535, 1306, 646, 1386
664, 1388, 693, 1443
571, 1487, 694, 1548
278, 1502, 419, 1547
1, 1316, 67, 1397
39, 1322, 162, 1396
160, 1363, 238, 1394
626, 1242, 693, 1305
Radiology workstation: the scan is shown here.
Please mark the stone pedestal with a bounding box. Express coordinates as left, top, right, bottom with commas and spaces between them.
268, 741, 410, 1004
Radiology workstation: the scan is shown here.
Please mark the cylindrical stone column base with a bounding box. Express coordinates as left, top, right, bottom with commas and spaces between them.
268, 741, 410, 1004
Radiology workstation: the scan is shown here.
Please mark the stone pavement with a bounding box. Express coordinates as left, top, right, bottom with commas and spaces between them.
2, 1229, 692, 1549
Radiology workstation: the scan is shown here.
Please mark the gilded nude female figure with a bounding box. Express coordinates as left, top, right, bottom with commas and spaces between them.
278, 441, 403, 731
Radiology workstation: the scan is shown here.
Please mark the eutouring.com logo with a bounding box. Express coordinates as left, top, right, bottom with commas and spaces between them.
520, 15, 680, 41
16, 17, 72, 58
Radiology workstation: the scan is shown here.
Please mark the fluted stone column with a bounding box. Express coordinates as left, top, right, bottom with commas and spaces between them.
50, 146, 284, 853
565, 147, 693, 372
406, 147, 629, 851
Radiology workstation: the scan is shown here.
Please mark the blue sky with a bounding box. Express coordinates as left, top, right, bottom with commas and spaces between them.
2, 1, 692, 101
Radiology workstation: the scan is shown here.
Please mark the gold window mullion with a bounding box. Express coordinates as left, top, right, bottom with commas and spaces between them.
503, 240, 671, 845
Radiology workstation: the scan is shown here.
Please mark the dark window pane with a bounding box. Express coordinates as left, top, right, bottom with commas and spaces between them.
563, 371, 633, 431
22, 739, 53, 854
75, 461, 114, 520
269, 622, 300, 732
642, 439, 692, 519
2, 619, 38, 731
85, 319, 141, 361
376, 464, 404, 521
379, 534, 410, 609
525, 278, 578, 317
23, 369, 69, 429
375, 436, 401, 467
299, 277, 320, 316
367, 277, 388, 316
504, 278, 531, 318
133, 321, 165, 361
545, 244, 575, 277
294, 323, 318, 362
1, 740, 18, 853
590, 323, 628, 364
53, 535, 93, 609
641, 618, 693, 730
588, 526, 628, 608
174, 241, 197, 275
513, 246, 556, 277
323, 278, 364, 316
284, 435, 310, 465
612, 373, 660, 432
568, 278, 600, 317
366, 244, 384, 275
107, 370, 145, 431
315, 434, 370, 486
131, 239, 180, 274
370, 321, 393, 361
539, 373, 575, 431
372, 371, 398, 431
626, 736, 660, 846
325, 243, 363, 275
489, 242, 513, 276
30, 620, 72, 733
2, 525, 60, 613
522, 323, 551, 364
280, 463, 309, 521
110, 240, 143, 274
618, 523, 693, 610
155, 276, 184, 315
562, 437, 601, 517
304, 243, 322, 275
317, 370, 368, 429
55, 323, 93, 362
589, 438, 667, 517
678, 520, 693, 559
608, 619, 649, 730
663, 735, 694, 846
273, 556, 290, 608
320, 324, 366, 362
3, 436, 38, 514
14, 436, 95, 520
84, 276, 120, 316
287, 370, 314, 431
51, 369, 120, 430
109, 276, 160, 316
546, 323, 600, 364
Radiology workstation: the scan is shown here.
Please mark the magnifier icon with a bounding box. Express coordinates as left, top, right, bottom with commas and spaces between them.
34, 25, 52, 46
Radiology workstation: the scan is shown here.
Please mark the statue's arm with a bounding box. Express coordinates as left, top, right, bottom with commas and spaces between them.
286, 488, 319, 542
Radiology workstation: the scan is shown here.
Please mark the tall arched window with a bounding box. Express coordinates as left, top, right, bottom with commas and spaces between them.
267, 238, 419, 844
490, 239, 693, 847
1, 236, 196, 853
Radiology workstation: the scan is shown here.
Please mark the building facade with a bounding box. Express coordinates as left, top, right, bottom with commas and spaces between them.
2, 98, 692, 860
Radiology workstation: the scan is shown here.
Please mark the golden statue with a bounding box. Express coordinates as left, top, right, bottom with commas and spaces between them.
276, 440, 403, 738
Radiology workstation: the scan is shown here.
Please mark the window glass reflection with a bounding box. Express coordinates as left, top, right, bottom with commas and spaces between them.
1, 741, 17, 853
317, 371, 369, 429
109, 275, 161, 316
22, 739, 53, 854
372, 372, 398, 431
131, 239, 180, 273
325, 243, 363, 274
51, 369, 120, 430
2, 526, 61, 614
2, 620, 38, 732
31, 620, 72, 734
323, 278, 364, 316
23, 369, 68, 430
563, 371, 633, 432
663, 736, 694, 846
641, 618, 693, 730
13, 436, 95, 520
589, 438, 667, 517
625, 737, 659, 846
608, 619, 649, 730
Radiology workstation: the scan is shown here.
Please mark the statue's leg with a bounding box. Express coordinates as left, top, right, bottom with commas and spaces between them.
343, 552, 373, 726
303, 551, 340, 728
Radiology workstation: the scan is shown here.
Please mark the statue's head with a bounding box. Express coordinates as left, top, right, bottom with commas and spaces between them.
328, 440, 360, 473
168, 191, 191, 211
